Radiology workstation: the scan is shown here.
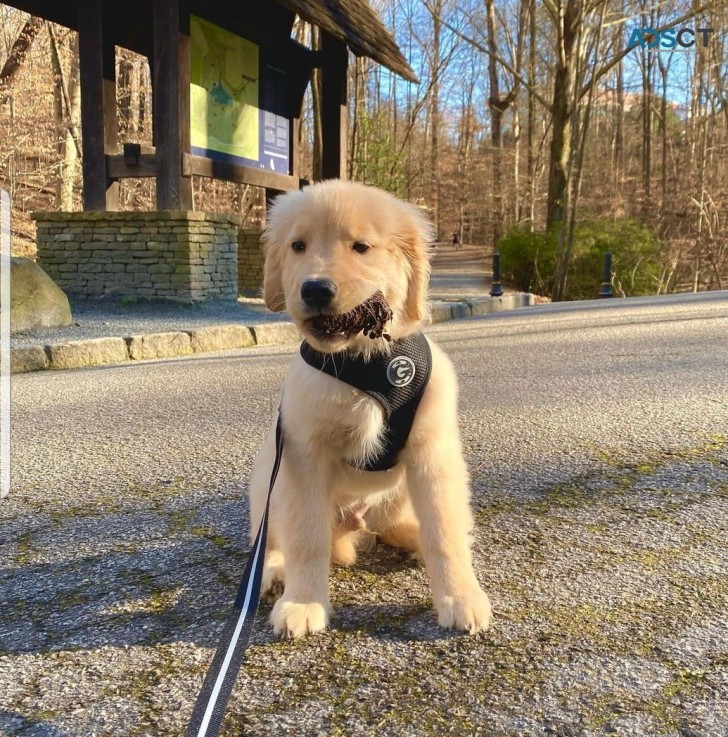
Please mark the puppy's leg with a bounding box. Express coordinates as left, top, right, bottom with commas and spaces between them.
406, 449, 492, 633
248, 428, 285, 598
269, 452, 332, 638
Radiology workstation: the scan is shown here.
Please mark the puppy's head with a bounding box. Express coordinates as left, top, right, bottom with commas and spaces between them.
262, 180, 433, 354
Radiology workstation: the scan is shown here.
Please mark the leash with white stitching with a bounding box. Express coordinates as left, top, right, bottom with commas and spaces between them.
185, 412, 283, 737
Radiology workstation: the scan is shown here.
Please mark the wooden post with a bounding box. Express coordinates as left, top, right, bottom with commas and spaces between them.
290, 116, 300, 182
152, 0, 193, 210
178, 5, 192, 207
77, 0, 109, 210
320, 33, 348, 180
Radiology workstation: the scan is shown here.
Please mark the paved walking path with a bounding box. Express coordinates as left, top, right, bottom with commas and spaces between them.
429, 241, 494, 299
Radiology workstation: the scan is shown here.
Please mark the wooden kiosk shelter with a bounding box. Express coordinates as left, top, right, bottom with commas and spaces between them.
4, 0, 415, 301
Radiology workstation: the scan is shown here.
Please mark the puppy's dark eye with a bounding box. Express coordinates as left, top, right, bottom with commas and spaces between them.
353, 241, 370, 254
291, 240, 306, 253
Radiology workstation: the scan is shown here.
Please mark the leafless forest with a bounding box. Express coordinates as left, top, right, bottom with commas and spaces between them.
1, 1, 726, 299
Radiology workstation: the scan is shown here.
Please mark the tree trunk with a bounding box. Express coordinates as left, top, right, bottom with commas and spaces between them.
429, 0, 442, 239
526, 0, 536, 228
458, 65, 475, 243
545, 0, 580, 231
349, 55, 365, 180
49, 28, 81, 211
513, 100, 521, 223
129, 59, 142, 136
311, 26, 323, 182
118, 55, 131, 135
612, 32, 624, 191
486, 0, 503, 245
659, 62, 669, 213
641, 48, 653, 210
554, 0, 607, 302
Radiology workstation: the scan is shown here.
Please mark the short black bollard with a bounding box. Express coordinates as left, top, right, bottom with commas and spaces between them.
490, 251, 504, 297
598, 251, 613, 298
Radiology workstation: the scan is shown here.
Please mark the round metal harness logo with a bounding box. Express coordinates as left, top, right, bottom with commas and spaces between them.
387, 356, 416, 387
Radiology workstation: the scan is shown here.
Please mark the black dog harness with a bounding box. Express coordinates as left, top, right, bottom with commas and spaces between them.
300, 332, 432, 471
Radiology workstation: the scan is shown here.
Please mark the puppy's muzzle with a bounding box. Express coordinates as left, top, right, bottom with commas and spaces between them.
307, 291, 393, 341
301, 279, 337, 310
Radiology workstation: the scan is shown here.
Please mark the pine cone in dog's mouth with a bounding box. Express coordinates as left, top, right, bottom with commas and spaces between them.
307, 291, 393, 341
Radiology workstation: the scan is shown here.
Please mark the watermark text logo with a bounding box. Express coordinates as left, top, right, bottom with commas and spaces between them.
628, 27, 714, 52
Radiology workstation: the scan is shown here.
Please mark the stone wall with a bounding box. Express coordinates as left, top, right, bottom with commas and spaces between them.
238, 228, 265, 296
33, 211, 239, 302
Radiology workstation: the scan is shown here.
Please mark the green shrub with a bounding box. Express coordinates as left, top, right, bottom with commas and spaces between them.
497, 227, 559, 295
497, 219, 662, 300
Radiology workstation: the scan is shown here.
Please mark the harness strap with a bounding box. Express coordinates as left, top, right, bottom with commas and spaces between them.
186, 412, 283, 737
300, 333, 432, 472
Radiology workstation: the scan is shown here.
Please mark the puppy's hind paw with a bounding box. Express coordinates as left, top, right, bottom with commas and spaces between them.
435, 587, 492, 634
331, 533, 358, 566
271, 599, 330, 639
261, 550, 285, 603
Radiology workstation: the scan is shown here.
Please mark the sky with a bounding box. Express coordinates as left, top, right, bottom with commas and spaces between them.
368, 2, 724, 125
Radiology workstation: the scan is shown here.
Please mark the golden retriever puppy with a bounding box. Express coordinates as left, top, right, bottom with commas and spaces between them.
248, 180, 491, 638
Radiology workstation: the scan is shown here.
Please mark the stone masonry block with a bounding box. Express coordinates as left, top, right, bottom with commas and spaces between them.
250, 322, 301, 345
429, 301, 453, 323
187, 325, 254, 353
35, 211, 240, 303
11, 346, 49, 373
450, 301, 471, 319
47, 337, 129, 370
127, 331, 193, 360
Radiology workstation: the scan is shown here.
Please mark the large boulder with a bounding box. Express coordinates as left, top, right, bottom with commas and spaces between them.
7, 257, 72, 333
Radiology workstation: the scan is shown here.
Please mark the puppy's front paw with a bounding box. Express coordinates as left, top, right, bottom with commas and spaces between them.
435, 587, 492, 634
270, 598, 330, 639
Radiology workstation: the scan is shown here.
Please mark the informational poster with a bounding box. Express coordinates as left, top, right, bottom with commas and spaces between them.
189, 15, 290, 173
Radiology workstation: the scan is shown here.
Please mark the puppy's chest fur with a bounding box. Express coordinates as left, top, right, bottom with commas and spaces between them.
310, 389, 400, 506
314, 385, 387, 466
283, 356, 386, 465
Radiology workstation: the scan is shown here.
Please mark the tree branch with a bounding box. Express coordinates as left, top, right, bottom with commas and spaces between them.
580, 3, 711, 100
427, 1, 552, 112
0, 15, 44, 105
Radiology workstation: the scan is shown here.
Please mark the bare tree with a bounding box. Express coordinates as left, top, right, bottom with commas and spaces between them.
485, 0, 527, 243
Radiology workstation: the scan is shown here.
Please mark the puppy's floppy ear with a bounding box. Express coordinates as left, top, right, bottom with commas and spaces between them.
262, 241, 285, 312
394, 202, 434, 323
261, 198, 287, 313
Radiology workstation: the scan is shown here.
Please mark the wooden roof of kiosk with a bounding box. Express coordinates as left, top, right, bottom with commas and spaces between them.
3, 0, 415, 211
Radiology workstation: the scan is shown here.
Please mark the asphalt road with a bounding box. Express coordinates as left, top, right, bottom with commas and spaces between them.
2, 291, 728, 736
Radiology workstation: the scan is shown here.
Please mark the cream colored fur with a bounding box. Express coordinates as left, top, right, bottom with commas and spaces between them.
248, 180, 492, 638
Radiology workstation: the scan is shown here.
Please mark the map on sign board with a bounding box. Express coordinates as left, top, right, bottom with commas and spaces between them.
189, 15, 289, 173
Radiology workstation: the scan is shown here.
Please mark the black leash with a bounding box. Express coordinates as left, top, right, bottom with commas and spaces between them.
186, 413, 283, 737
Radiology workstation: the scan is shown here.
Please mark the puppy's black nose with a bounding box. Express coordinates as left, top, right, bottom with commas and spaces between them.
301, 279, 337, 309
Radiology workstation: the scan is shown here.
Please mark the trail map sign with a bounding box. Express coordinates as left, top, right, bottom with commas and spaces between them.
190, 15, 290, 173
